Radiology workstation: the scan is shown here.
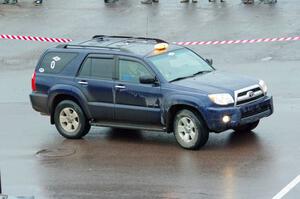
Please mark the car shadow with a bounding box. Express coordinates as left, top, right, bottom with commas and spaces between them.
104, 128, 177, 146
106, 128, 144, 141
205, 130, 263, 151
87, 127, 263, 150
53, 127, 265, 152
227, 131, 260, 148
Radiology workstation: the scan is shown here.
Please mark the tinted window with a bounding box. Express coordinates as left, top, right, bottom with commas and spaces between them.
79, 57, 114, 79
39, 52, 77, 74
119, 60, 152, 83
78, 58, 91, 77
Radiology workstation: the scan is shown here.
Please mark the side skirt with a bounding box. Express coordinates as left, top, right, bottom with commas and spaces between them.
90, 121, 166, 132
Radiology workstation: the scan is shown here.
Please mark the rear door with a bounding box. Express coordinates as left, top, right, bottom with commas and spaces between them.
75, 54, 115, 121
114, 56, 162, 125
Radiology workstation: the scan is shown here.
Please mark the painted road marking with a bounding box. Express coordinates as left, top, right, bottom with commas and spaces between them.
272, 175, 300, 199
1, 34, 300, 45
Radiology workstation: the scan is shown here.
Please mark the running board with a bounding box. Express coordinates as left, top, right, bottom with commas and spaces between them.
90, 121, 166, 132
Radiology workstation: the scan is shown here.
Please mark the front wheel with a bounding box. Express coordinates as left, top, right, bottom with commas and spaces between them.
233, 120, 260, 133
173, 110, 209, 150
54, 100, 91, 139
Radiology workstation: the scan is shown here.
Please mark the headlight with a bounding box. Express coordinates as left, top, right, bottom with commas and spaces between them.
208, 93, 234, 106
259, 80, 268, 94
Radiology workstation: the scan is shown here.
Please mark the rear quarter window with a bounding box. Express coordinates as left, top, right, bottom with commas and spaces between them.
38, 52, 78, 74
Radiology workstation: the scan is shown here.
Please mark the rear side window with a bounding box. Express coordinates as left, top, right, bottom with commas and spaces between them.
78, 57, 114, 80
38, 52, 78, 74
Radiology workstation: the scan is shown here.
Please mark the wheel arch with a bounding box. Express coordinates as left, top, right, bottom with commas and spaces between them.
166, 104, 207, 133
48, 86, 91, 124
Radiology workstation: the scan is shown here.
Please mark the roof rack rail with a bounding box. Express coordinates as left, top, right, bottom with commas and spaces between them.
92, 35, 168, 44
56, 44, 128, 52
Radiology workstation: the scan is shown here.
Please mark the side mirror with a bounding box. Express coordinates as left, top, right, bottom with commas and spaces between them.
139, 75, 157, 84
205, 58, 213, 66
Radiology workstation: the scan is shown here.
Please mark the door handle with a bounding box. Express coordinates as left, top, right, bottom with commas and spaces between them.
78, 80, 88, 85
115, 85, 126, 89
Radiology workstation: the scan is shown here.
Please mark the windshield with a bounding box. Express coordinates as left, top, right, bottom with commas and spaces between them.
149, 48, 214, 82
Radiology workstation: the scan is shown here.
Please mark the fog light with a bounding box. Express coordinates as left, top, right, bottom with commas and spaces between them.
222, 115, 231, 123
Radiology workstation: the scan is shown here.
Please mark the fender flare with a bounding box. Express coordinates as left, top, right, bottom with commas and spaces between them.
163, 94, 208, 132
48, 85, 92, 123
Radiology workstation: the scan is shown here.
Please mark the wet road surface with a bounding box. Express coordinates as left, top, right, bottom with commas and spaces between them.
0, 0, 300, 198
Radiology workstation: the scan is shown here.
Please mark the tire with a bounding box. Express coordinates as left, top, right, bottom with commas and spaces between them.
173, 109, 209, 150
54, 100, 90, 139
233, 120, 259, 133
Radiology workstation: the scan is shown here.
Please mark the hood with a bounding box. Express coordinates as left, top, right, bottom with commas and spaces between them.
170, 71, 259, 95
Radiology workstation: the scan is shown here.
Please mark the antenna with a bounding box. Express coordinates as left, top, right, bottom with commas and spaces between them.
0, 171, 2, 194
146, 15, 149, 38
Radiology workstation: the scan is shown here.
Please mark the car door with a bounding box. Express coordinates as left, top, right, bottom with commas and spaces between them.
114, 56, 162, 125
75, 54, 115, 121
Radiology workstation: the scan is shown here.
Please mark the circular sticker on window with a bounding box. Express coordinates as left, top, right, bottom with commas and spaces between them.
39, 68, 45, 73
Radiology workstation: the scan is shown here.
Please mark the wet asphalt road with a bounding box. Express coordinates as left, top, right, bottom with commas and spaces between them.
0, 0, 300, 198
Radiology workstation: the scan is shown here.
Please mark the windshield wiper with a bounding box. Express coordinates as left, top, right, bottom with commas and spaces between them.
192, 70, 212, 76
169, 70, 212, 83
169, 76, 193, 82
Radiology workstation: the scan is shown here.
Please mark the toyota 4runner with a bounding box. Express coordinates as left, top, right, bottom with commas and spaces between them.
30, 35, 274, 150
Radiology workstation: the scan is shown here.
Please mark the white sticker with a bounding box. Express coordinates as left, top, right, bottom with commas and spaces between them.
168, 52, 175, 56
50, 60, 56, 69
52, 56, 61, 62
39, 68, 45, 73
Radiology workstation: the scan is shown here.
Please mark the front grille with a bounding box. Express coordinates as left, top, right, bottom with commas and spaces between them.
241, 103, 270, 118
237, 87, 261, 97
235, 85, 265, 106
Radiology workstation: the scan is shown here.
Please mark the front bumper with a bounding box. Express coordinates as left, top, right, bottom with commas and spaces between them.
204, 96, 273, 132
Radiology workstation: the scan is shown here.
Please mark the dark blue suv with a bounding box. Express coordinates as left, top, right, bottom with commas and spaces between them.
30, 35, 274, 149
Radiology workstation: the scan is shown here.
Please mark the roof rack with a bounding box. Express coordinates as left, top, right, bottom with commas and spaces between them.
92, 35, 168, 44
56, 44, 128, 52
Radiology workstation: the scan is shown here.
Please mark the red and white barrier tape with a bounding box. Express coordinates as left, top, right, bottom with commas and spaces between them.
175, 36, 300, 46
0, 34, 72, 43
1, 34, 300, 46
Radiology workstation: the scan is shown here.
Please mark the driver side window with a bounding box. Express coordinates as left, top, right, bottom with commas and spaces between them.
119, 60, 152, 83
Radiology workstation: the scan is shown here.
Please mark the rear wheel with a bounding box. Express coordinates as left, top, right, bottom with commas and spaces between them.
233, 120, 259, 133
54, 100, 90, 139
173, 110, 209, 150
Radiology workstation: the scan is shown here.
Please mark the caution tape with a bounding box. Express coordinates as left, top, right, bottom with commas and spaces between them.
174, 36, 300, 46
1, 34, 300, 46
0, 34, 72, 43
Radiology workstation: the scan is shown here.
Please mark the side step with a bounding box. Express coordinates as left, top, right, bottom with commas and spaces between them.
91, 121, 166, 132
